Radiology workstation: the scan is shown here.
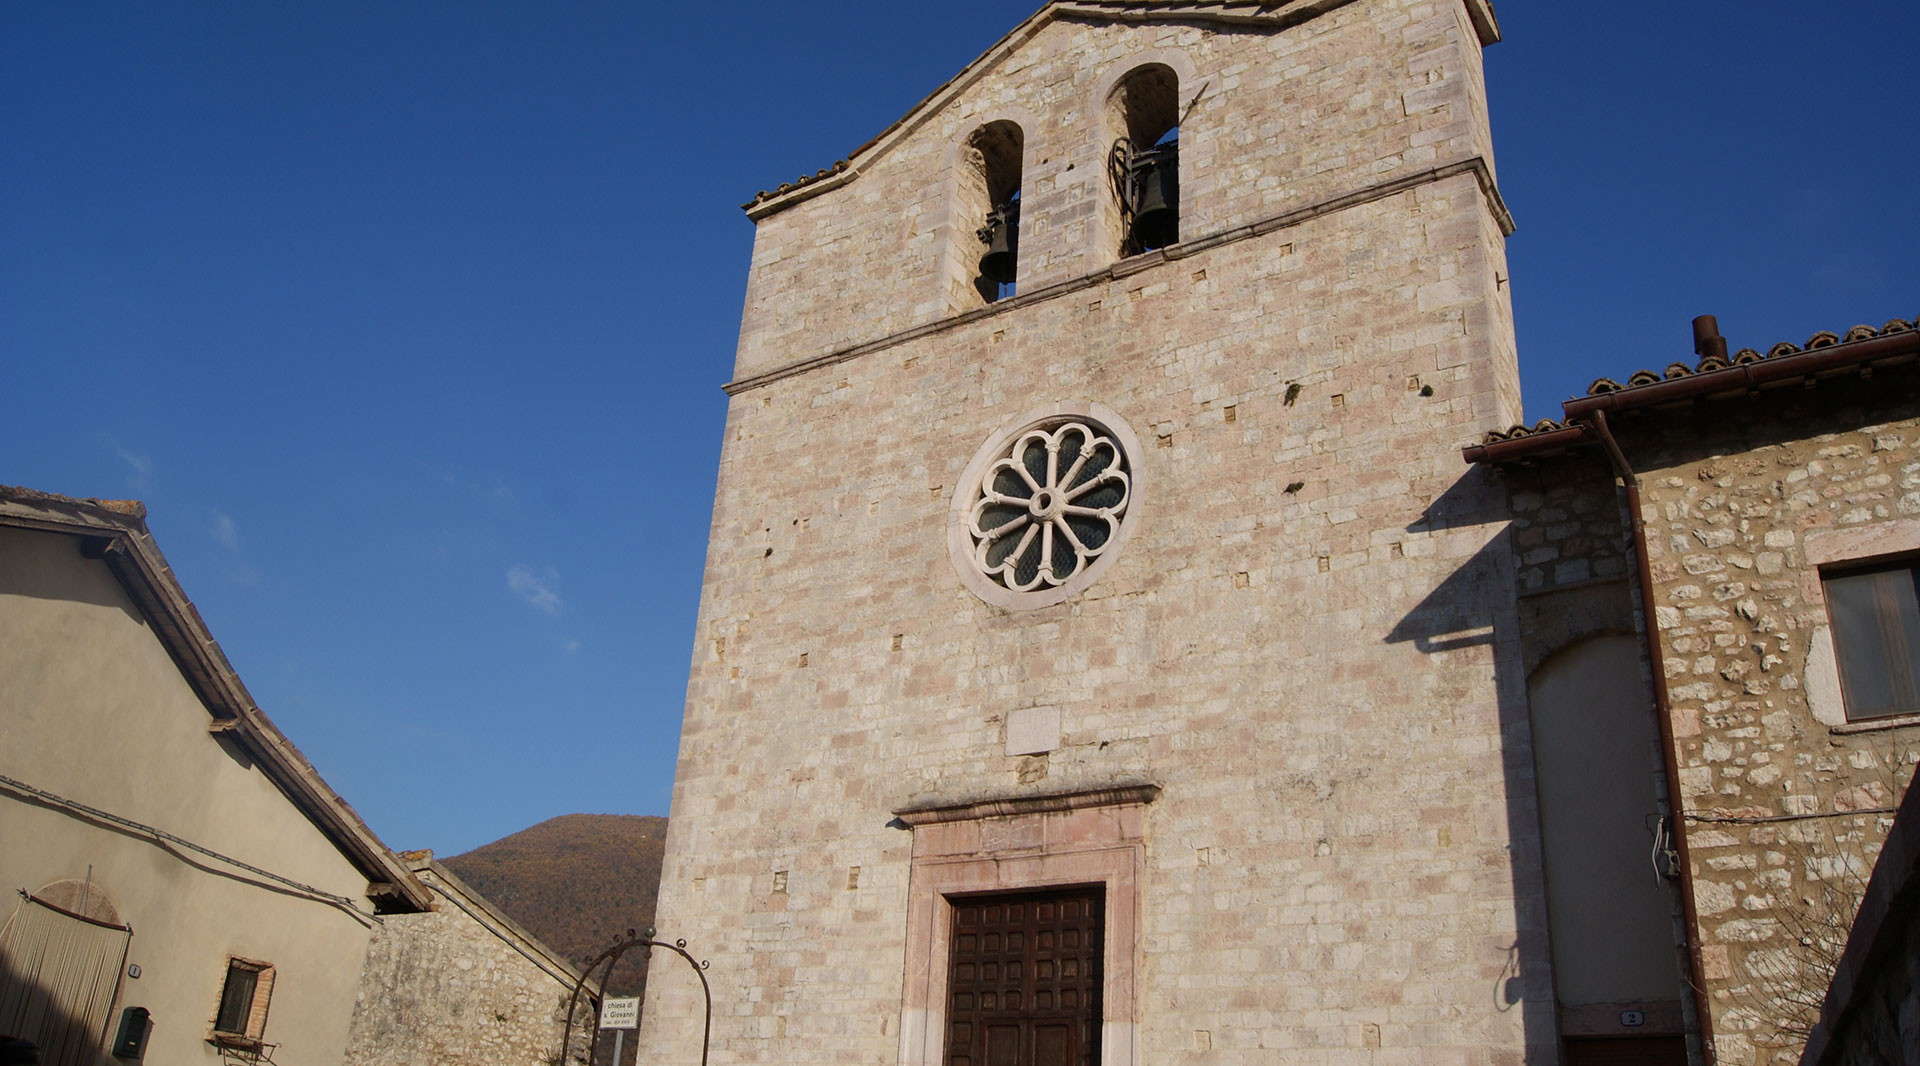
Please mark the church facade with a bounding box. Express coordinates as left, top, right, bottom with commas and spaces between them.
637, 2, 1920, 1063
641, 2, 1920, 1066
637, 2, 1576, 1062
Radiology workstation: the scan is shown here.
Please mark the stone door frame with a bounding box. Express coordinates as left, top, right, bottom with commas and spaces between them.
894, 785, 1157, 1066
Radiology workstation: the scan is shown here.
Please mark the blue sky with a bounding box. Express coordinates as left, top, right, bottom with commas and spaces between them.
4, 2, 1914, 856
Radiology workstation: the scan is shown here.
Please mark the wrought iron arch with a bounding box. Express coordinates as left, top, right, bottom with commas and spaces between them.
558, 928, 710, 1066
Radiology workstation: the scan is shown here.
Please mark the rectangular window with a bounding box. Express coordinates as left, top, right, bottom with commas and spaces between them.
1823, 562, 1920, 721
212, 958, 274, 1042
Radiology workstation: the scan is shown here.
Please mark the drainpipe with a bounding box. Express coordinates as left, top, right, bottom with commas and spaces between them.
1585, 409, 1717, 1065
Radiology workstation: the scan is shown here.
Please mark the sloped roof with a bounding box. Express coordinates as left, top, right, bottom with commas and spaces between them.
0, 486, 432, 913
1576, 319, 1915, 400
1465, 316, 1920, 464
743, 0, 1500, 218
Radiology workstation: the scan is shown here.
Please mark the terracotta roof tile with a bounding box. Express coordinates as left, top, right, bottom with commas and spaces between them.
1577, 318, 1914, 399
1480, 418, 1568, 443
0, 484, 147, 521
741, 160, 852, 211
1481, 317, 1918, 448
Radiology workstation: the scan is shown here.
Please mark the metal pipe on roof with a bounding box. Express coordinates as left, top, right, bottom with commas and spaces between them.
1691, 315, 1728, 363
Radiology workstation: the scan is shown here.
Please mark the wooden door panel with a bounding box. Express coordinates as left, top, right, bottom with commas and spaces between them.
944, 886, 1102, 1066
986, 1024, 1021, 1066
1034, 1023, 1071, 1066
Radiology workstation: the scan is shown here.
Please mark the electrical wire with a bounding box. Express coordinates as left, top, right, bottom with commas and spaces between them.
1683, 806, 1897, 825
0, 772, 380, 925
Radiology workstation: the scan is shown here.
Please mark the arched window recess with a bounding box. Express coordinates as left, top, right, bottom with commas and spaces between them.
1105, 64, 1180, 256
962, 121, 1024, 304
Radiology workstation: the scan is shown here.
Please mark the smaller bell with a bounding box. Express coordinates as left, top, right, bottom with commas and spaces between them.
1129, 141, 1178, 251
977, 198, 1020, 284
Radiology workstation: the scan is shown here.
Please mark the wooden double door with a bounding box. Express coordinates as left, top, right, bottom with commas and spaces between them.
944, 886, 1103, 1066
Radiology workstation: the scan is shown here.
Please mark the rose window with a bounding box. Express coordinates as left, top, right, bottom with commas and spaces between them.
966, 421, 1132, 593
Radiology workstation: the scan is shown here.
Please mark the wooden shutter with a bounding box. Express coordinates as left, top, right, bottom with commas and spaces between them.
245, 965, 274, 1039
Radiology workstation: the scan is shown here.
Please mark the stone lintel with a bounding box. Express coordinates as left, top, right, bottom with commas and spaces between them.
893, 783, 1161, 828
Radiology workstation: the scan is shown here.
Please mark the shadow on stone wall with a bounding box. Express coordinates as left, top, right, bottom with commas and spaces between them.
1386, 467, 1560, 1063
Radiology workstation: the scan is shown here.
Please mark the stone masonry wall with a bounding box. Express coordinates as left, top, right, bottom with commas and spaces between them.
1495, 454, 1638, 675
1490, 449, 1693, 1041
1620, 366, 1920, 1063
345, 861, 592, 1066
641, 2, 1535, 1063
734, 0, 1501, 380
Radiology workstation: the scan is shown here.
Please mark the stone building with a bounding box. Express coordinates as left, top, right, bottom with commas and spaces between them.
0, 486, 432, 1066
1467, 318, 1920, 1062
638, 1, 1553, 1063
344, 851, 596, 1066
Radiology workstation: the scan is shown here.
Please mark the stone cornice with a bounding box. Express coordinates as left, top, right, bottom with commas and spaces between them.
893, 783, 1162, 826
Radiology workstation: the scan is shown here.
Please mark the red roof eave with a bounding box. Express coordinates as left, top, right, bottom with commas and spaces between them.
1464, 322, 1920, 467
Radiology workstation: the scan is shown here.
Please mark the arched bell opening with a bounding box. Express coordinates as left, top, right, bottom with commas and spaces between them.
958, 120, 1025, 305
1104, 64, 1180, 258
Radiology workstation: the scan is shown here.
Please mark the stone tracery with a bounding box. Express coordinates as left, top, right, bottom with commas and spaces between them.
966, 421, 1131, 592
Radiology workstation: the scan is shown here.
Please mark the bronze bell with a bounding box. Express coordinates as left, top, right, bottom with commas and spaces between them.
1129, 141, 1178, 250
977, 198, 1020, 284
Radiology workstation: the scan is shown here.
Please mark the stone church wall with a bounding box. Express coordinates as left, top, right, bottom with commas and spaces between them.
1496, 454, 1640, 675
656, 202, 1531, 1061
643, 2, 1538, 1062
732, 0, 1505, 381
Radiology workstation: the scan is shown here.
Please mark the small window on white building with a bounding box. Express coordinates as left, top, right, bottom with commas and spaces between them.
212, 958, 275, 1044
1822, 561, 1920, 721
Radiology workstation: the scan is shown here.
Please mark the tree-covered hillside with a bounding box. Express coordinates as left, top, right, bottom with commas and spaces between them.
442, 813, 667, 1005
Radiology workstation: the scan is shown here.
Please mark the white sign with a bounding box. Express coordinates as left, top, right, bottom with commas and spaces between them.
599, 997, 640, 1030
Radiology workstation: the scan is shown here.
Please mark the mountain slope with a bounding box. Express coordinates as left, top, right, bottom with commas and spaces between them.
441, 813, 667, 999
